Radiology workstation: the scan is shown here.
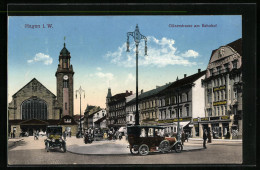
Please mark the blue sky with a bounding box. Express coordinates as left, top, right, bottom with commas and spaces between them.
8, 16, 242, 114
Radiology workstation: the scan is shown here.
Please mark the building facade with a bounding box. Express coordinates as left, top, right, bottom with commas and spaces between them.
106, 90, 132, 130
158, 70, 206, 137
8, 43, 78, 137
201, 38, 242, 139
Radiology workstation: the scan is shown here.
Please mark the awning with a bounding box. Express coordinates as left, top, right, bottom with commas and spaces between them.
179, 121, 190, 128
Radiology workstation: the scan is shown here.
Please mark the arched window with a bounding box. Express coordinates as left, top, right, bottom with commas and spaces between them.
21, 98, 47, 120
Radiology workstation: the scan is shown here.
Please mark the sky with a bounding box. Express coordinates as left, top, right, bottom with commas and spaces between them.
8, 16, 242, 115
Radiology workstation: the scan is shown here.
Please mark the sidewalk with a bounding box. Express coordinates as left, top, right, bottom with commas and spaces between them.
66, 136, 204, 155
189, 137, 242, 142
8, 138, 24, 148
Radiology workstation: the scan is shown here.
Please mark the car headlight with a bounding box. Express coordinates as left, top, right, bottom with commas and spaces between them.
52, 139, 55, 142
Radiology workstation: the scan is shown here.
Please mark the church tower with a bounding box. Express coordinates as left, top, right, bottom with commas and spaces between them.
56, 42, 74, 117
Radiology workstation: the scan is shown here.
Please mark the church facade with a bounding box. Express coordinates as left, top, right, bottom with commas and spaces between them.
8, 43, 78, 137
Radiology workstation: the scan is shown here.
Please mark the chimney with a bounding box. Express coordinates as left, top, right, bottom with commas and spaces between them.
198, 69, 201, 73
184, 74, 187, 78
130, 91, 133, 94
126, 90, 128, 94
141, 89, 143, 94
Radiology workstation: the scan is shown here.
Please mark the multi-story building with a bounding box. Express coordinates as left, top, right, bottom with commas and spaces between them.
106, 90, 132, 131
93, 109, 106, 128
201, 38, 242, 139
157, 69, 206, 137
84, 105, 99, 129
125, 91, 142, 126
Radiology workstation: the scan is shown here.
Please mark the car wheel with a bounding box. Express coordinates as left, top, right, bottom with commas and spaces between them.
62, 144, 66, 153
130, 146, 139, 155
159, 140, 170, 153
139, 144, 149, 156
175, 143, 182, 153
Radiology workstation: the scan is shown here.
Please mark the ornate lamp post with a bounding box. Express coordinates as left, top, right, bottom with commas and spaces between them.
76, 86, 85, 138
126, 24, 147, 125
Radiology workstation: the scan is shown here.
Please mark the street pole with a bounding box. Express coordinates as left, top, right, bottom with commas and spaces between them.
126, 24, 147, 126
177, 88, 180, 141
76, 86, 85, 138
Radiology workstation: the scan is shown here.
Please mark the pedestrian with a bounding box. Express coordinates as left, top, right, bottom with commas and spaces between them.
185, 132, 189, 142
11, 132, 13, 138
181, 131, 185, 146
63, 131, 66, 141
208, 130, 212, 143
203, 129, 208, 149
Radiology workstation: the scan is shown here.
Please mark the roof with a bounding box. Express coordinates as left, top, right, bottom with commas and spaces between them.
73, 115, 84, 121
106, 88, 112, 98
108, 92, 132, 104
60, 43, 70, 56
127, 83, 172, 105
209, 38, 242, 63
12, 78, 56, 97
162, 70, 206, 92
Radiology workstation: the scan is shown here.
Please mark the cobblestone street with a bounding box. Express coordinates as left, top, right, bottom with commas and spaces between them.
8, 136, 242, 165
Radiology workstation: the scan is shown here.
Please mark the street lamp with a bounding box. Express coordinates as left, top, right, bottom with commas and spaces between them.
176, 88, 181, 142
76, 86, 85, 138
126, 24, 147, 125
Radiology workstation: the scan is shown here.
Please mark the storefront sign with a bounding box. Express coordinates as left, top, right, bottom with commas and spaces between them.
213, 85, 226, 92
158, 117, 191, 123
201, 117, 209, 121
210, 116, 220, 121
213, 100, 227, 106
221, 116, 230, 120
193, 118, 198, 122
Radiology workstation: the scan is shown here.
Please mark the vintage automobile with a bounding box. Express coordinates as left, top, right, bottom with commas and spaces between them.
44, 126, 66, 152
127, 125, 183, 156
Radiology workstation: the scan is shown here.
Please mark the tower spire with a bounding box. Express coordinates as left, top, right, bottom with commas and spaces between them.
64, 36, 66, 47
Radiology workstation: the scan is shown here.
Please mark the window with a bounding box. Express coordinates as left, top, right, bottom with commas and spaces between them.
63, 80, 68, 88
169, 110, 172, 118
208, 109, 212, 116
174, 96, 177, 104
221, 91, 223, 100
179, 95, 182, 103
234, 88, 237, 99
21, 98, 47, 120
217, 107, 219, 116
186, 107, 189, 116
174, 127, 177, 132
159, 111, 161, 119
164, 110, 166, 119
207, 93, 212, 103
232, 60, 238, 69
224, 63, 229, 72
214, 106, 216, 116
179, 108, 182, 117
224, 106, 227, 115
219, 78, 222, 86
186, 93, 189, 101
217, 66, 221, 74
221, 106, 223, 115
214, 92, 216, 101
210, 69, 213, 76
65, 102, 67, 110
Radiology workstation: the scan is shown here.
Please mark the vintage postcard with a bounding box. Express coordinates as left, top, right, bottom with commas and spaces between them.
7, 4, 255, 166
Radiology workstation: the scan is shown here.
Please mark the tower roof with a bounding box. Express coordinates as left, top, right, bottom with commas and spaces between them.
60, 43, 70, 56
106, 88, 112, 98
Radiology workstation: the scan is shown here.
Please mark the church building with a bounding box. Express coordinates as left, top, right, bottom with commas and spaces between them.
8, 42, 78, 136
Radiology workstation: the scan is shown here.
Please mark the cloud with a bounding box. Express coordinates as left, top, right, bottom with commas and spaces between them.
27, 53, 53, 65
104, 36, 198, 67
95, 72, 114, 81
96, 67, 102, 71
181, 50, 199, 58
125, 73, 135, 85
